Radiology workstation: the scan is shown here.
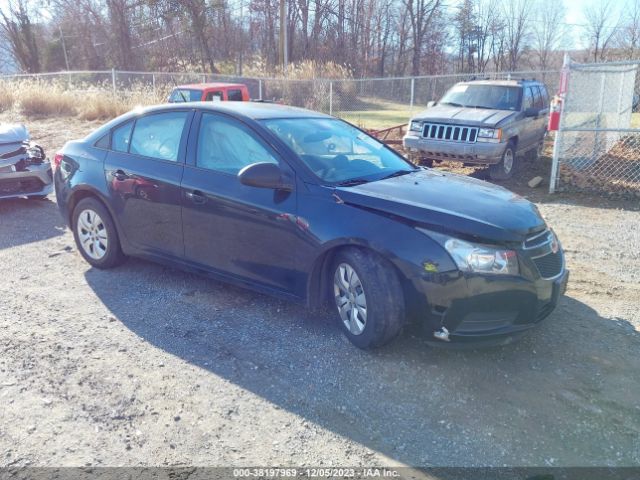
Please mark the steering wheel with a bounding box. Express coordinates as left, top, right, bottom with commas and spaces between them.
323, 154, 350, 180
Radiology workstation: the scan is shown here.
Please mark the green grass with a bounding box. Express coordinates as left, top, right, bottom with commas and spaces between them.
336, 98, 426, 129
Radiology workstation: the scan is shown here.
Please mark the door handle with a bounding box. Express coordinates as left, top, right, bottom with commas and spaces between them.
114, 169, 129, 181
186, 189, 207, 205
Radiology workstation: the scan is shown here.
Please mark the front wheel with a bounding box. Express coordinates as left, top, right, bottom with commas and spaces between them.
331, 248, 405, 349
489, 142, 518, 180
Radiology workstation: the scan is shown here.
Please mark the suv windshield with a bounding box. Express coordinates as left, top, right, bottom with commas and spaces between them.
262, 118, 416, 184
169, 89, 202, 102
439, 84, 522, 111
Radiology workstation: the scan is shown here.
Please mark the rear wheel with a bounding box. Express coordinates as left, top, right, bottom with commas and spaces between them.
331, 248, 405, 349
489, 141, 518, 180
72, 197, 124, 269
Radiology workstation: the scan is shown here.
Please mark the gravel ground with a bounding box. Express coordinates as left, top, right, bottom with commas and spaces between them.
0, 114, 639, 468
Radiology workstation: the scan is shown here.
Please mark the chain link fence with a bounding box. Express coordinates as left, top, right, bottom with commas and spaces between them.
551, 60, 640, 196
1, 69, 560, 129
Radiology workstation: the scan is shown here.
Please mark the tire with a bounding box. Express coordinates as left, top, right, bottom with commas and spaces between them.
489, 141, 518, 180
331, 248, 405, 349
72, 197, 125, 269
528, 141, 544, 161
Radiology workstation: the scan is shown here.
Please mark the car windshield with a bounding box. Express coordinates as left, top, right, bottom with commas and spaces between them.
439, 84, 522, 111
261, 118, 416, 184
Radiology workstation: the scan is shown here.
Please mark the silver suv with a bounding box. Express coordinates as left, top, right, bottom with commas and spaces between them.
403, 79, 549, 179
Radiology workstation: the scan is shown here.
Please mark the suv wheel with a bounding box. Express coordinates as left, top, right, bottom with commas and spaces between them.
490, 141, 518, 180
331, 248, 405, 349
72, 197, 125, 269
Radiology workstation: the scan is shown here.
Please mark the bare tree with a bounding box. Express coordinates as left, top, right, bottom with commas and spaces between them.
401, 0, 442, 76
0, 0, 41, 73
583, 0, 619, 62
503, 0, 532, 71
531, 0, 566, 70
616, 0, 640, 59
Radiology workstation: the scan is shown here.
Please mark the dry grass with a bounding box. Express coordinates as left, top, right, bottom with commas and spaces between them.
16, 83, 77, 117
0, 80, 167, 121
0, 84, 15, 113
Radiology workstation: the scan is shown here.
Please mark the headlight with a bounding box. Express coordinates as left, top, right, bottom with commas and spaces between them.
477, 128, 502, 143
409, 120, 423, 132
418, 228, 519, 275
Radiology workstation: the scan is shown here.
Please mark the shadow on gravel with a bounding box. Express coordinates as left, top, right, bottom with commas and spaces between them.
0, 196, 66, 249
84, 259, 640, 466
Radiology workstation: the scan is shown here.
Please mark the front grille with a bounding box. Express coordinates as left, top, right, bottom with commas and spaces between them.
532, 251, 563, 279
422, 123, 478, 143
0, 177, 44, 195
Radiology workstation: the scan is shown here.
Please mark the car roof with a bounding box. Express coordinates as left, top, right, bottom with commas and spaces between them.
173, 82, 248, 90
83, 102, 332, 143
459, 79, 544, 87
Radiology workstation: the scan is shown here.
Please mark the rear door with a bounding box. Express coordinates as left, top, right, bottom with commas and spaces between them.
105, 110, 193, 257
520, 86, 537, 150
180, 111, 303, 295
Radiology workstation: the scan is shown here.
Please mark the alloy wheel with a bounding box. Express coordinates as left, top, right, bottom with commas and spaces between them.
333, 263, 367, 335
503, 148, 514, 174
77, 209, 109, 260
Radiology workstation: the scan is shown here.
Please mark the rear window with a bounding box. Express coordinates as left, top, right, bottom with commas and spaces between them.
227, 89, 244, 101
169, 89, 202, 103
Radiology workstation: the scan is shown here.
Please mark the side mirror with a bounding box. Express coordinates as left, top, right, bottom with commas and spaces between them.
238, 162, 293, 191
524, 107, 540, 117
427, 100, 436, 108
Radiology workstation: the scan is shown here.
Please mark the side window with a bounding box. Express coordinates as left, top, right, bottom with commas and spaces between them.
205, 91, 223, 102
532, 86, 543, 109
112, 121, 133, 153
196, 113, 278, 174
227, 89, 243, 101
95, 132, 110, 149
129, 111, 189, 162
539, 85, 550, 107
523, 87, 535, 110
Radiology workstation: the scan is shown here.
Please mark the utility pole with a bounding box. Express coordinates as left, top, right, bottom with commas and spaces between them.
58, 26, 70, 71
238, 0, 244, 77
279, 0, 288, 73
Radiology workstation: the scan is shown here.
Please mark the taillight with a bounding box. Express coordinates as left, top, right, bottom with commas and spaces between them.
53, 152, 63, 169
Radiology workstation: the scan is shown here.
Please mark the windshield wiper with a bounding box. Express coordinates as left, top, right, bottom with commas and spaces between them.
441, 101, 463, 107
379, 169, 415, 180
468, 105, 497, 110
336, 178, 372, 187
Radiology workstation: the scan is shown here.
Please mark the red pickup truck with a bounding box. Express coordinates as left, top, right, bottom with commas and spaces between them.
167, 83, 250, 103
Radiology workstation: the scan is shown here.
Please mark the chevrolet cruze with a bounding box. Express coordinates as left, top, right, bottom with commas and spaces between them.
54, 103, 568, 349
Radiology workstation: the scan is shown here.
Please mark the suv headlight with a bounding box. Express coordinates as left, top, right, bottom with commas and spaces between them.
477, 128, 502, 143
418, 228, 519, 275
409, 120, 423, 132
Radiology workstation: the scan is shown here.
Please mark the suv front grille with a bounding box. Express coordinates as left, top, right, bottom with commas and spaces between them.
422, 123, 478, 143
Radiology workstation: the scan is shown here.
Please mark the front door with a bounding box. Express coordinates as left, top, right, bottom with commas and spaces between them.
181, 111, 304, 295
105, 110, 192, 257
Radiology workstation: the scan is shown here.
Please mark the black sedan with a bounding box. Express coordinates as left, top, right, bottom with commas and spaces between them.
54, 102, 568, 348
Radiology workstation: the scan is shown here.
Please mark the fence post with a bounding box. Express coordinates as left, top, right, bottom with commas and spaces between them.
259, 79, 263, 100
329, 81, 333, 116
111, 68, 116, 95
152, 73, 156, 94
410, 77, 415, 111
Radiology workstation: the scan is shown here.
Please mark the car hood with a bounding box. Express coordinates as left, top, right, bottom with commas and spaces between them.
413, 105, 517, 127
335, 169, 545, 243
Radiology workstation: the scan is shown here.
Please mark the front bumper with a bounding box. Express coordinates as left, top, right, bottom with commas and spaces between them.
0, 161, 53, 199
415, 266, 569, 346
403, 134, 506, 165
